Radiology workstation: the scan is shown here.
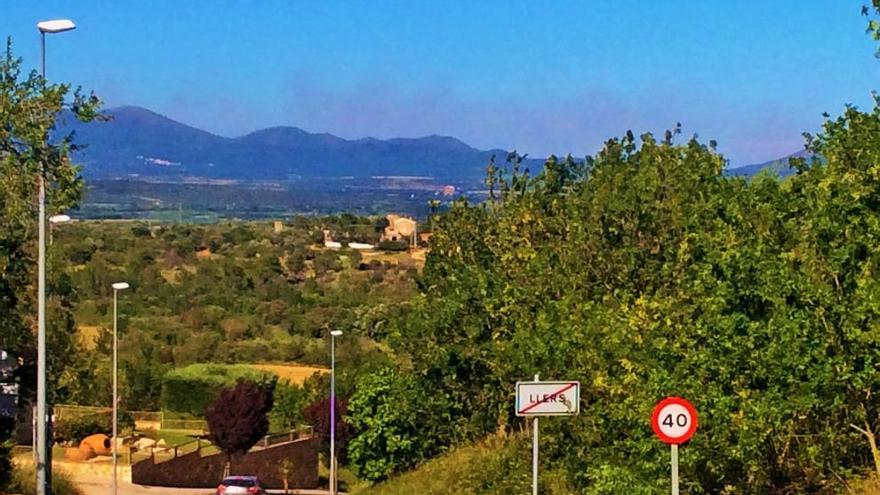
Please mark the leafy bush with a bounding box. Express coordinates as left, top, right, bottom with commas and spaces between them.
161, 364, 277, 416
377, 240, 409, 252
54, 411, 134, 444
347, 368, 455, 482
269, 381, 307, 432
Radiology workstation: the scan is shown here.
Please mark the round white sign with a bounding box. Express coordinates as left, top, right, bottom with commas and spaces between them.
656, 403, 691, 438
651, 396, 698, 444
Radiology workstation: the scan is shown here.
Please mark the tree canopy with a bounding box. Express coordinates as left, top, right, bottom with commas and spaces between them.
344, 93, 880, 492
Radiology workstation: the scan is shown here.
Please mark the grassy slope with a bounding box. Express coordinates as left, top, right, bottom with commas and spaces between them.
352, 434, 573, 495
247, 363, 328, 385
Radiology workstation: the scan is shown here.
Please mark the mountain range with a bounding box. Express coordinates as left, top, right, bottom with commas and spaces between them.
61, 105, 799, 186
62, 106, 522, 184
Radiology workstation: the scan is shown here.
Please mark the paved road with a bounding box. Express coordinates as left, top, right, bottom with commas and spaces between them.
72, 473, 342, 495
14, 454, 342, 495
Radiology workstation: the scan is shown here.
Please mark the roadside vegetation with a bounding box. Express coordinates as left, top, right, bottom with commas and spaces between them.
353, 434, 572, 495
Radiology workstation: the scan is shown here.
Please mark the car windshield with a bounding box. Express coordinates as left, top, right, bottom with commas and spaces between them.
223, 478, 256, 487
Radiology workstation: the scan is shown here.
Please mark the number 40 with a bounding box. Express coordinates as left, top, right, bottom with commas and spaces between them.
662, 413, 688, 428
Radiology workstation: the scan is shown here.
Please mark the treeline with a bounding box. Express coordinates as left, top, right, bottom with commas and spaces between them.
344, 100, 880, 493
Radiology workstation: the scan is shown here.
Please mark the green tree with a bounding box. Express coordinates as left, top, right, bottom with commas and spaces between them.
347, 367, 456, 482
0, 39, 99, 489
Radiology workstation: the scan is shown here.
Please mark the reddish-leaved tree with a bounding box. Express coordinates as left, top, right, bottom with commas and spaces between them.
206, 380, 275, 473
303, 397, 351, 464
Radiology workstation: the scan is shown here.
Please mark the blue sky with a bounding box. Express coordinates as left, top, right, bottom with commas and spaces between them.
3, 1, 878, 165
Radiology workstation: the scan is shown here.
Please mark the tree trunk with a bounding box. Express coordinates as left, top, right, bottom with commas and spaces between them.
850, 421, 880, 477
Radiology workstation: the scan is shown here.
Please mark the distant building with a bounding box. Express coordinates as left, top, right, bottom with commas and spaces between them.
442, 185, 456, 196
273, 221, 283, 233
383, 214, 417, 243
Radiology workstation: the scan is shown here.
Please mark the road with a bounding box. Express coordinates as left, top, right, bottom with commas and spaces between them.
72, 473, 340, 495
14, 452, 343, 495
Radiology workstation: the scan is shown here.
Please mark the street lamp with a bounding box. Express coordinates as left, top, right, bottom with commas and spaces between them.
35, 18, 76, 495
111, 282, 129, 495
329, 329, 343, 495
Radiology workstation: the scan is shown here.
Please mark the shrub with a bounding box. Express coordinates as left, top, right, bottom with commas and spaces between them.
269, 381, 307, 432
377, 240, 409, 252
54, 411, 134, 444
347, 368, 453, 482
161, 364, 277, 416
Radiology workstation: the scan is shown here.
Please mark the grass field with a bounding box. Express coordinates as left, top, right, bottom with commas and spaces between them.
248, 363, 328, 384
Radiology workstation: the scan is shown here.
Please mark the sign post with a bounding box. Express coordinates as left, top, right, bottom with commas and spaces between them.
651, 397, 698, 495
532, 374, 539, 495
516, 377, 580, 495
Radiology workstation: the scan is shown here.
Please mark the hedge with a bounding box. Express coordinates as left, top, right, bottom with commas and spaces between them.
54, 411, 134, 444
160, 364, 277, 416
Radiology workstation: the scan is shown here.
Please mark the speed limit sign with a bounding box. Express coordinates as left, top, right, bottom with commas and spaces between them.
651, 396, 698, 444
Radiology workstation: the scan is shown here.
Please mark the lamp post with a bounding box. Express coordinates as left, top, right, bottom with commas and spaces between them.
111, 282, 129, 495
329, 329, 343, 495
35, 19, 76, 495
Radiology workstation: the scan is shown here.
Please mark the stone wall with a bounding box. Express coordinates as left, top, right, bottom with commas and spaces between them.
131, 437, 319, 489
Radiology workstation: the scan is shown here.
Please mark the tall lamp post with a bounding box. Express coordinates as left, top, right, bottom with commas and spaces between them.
35, 19, 76, 495
111, 282, 129, 495
329, 330, 343, 495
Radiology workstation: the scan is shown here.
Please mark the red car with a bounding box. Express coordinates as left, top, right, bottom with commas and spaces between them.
216, 475, 266, 495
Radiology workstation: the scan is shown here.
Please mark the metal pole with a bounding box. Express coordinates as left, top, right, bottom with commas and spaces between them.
32, 405, 36, 465
35, 30, 50, 495
112, 289, 118, 495
330, 334, 336, 495
532, 373, 539, 495
671, 444, 679, 495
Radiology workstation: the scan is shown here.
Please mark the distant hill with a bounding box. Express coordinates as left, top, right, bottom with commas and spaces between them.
59, 106, 527, 185
727, 150, 813, 177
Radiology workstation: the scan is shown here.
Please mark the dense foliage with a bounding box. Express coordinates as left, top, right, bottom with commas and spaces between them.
346, 96, 880, 493
347, 367, 456, 482
160, 364, 276, 416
